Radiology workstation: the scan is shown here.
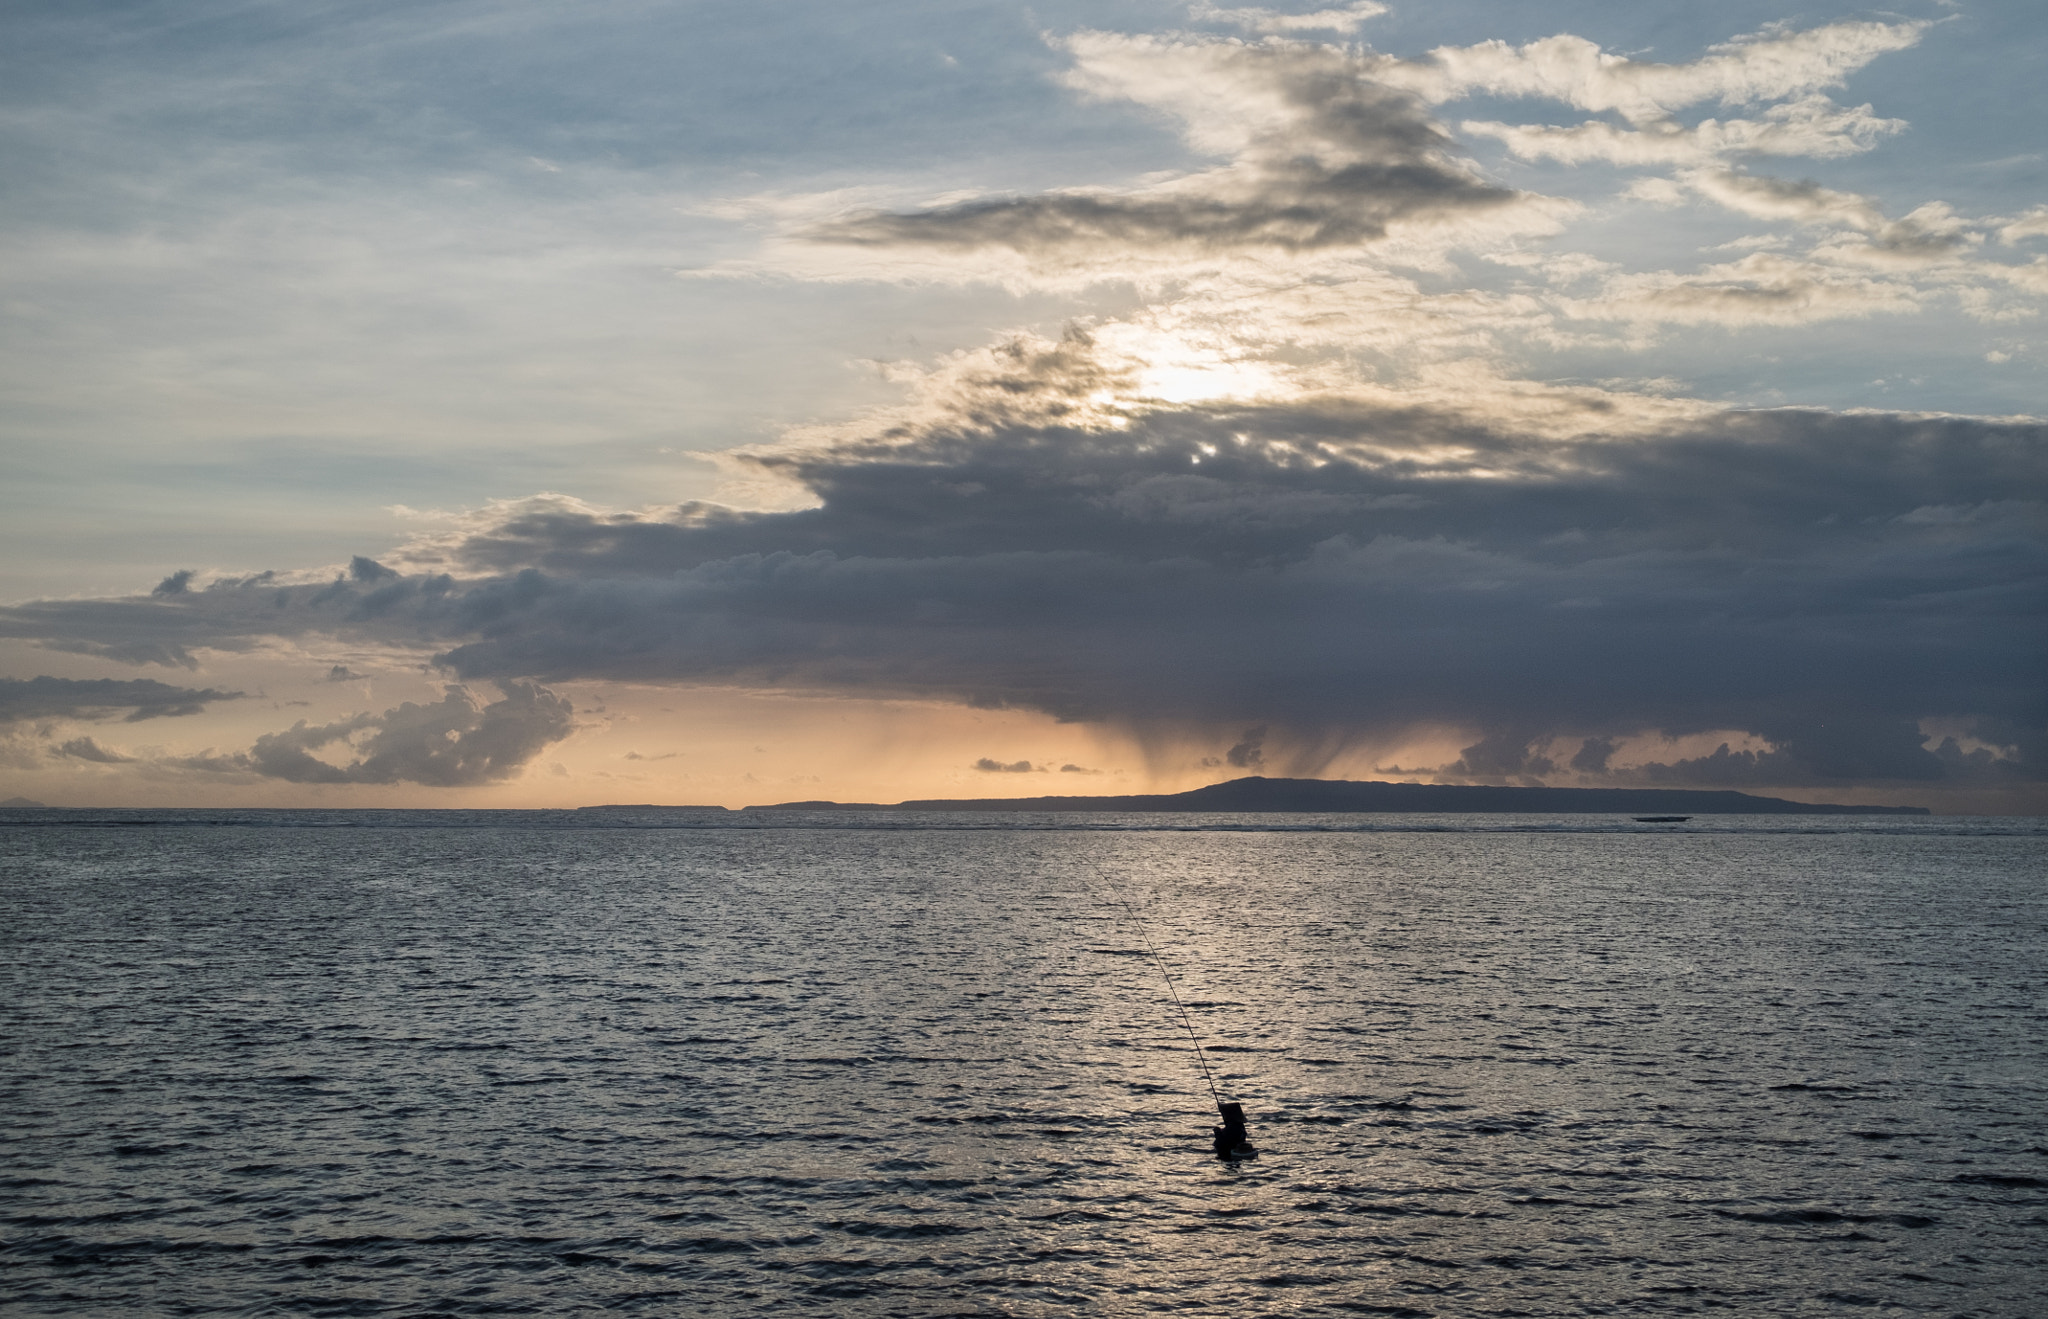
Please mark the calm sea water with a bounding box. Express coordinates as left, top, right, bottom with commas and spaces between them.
2, 810, 2044, 1317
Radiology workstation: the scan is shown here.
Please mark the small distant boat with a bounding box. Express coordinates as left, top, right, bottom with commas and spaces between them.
1633, 815, 1691, 823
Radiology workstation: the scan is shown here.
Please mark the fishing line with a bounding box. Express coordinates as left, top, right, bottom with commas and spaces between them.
1109, 891, 1224, 1117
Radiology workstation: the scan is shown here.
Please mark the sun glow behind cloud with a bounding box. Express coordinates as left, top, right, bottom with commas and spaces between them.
1119, 329, 1293, 403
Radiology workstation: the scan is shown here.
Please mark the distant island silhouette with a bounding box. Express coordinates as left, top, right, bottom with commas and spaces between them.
744, 775, 1927, 815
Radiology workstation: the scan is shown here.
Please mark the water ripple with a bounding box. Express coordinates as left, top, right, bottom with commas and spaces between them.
3, 816, 2043, 1315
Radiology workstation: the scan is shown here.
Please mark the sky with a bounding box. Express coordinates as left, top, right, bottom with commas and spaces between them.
0, 0, 2042, 812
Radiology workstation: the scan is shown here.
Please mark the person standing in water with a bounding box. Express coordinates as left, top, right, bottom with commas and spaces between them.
1213, 1102, 1248, 1155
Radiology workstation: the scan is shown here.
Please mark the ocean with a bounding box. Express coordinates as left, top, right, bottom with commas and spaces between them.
3, 809, 2044, 1316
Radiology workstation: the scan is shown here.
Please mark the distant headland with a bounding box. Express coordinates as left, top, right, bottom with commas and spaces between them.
741, 775, 1928, 815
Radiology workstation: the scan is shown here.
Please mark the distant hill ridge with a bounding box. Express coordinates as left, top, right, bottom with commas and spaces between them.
748, 775, 1927, 815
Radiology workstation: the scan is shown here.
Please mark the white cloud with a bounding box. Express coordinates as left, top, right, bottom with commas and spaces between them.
1684, 169, 1887, 229
1570, 253, 1922, 327
696, 17, 2048, 395
1378, 21, 1928, 123
1998, 205, 2048, 244
1466, 95, 1904, 166
1990, 258, 2048, 295
1812, 202, 1983, 268
1622, 176, 1688, 207
1190, 2, 1386, 34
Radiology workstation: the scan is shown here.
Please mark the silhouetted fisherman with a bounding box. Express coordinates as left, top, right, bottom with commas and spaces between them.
1213, 1102, 1249, 1156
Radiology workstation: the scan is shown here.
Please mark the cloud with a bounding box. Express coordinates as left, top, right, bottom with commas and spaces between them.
1816, 203, 1983, 269
1989, 258, 2048, 296
0, 374, 2040, 792
1225, 725, 1267, 768
1191, 3, 1387, 35
0, 566, 462, 666
1683, 169, 1887, 229
53, 736, 136, 764
1634, 716, 2041, 788
1377, 21, 1928, 123
431, 400, 2046, 789
350, 556, 399, 583
1589, 173, 2036, 322
699, 14, 2046, 409
42, 638, 202, 670
724, 17, 2011, 373
803, 33, 1547, 274
153, 570, 195, 597
1442, 729, 1557, 782
1568, 252, 1921, 327
973, 757, 1037, 772
2000, 206, 2048, 245
210, 682, 573, 786
1674, 174, 1979, 263
1466, 95, 1904, 166
13, 336, 2033, 795
0, 675, 243, 724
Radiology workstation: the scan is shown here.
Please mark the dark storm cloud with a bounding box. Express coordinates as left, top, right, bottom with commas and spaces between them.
0, 675, 243, 723
0, 393, 2041, 789
1638, 721, 2043, 789
1442, 728, 1556, 780
1569, 736, 1618, 774
204, 682, 572, 786
1225, 726, 1268, 769
422, 403, 2043, 787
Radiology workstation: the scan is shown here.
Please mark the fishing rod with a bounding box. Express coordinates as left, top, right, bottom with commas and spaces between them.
1109, 892, 1250, 1156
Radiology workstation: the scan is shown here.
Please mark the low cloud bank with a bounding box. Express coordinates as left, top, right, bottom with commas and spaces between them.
2, 370, 2038, 793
